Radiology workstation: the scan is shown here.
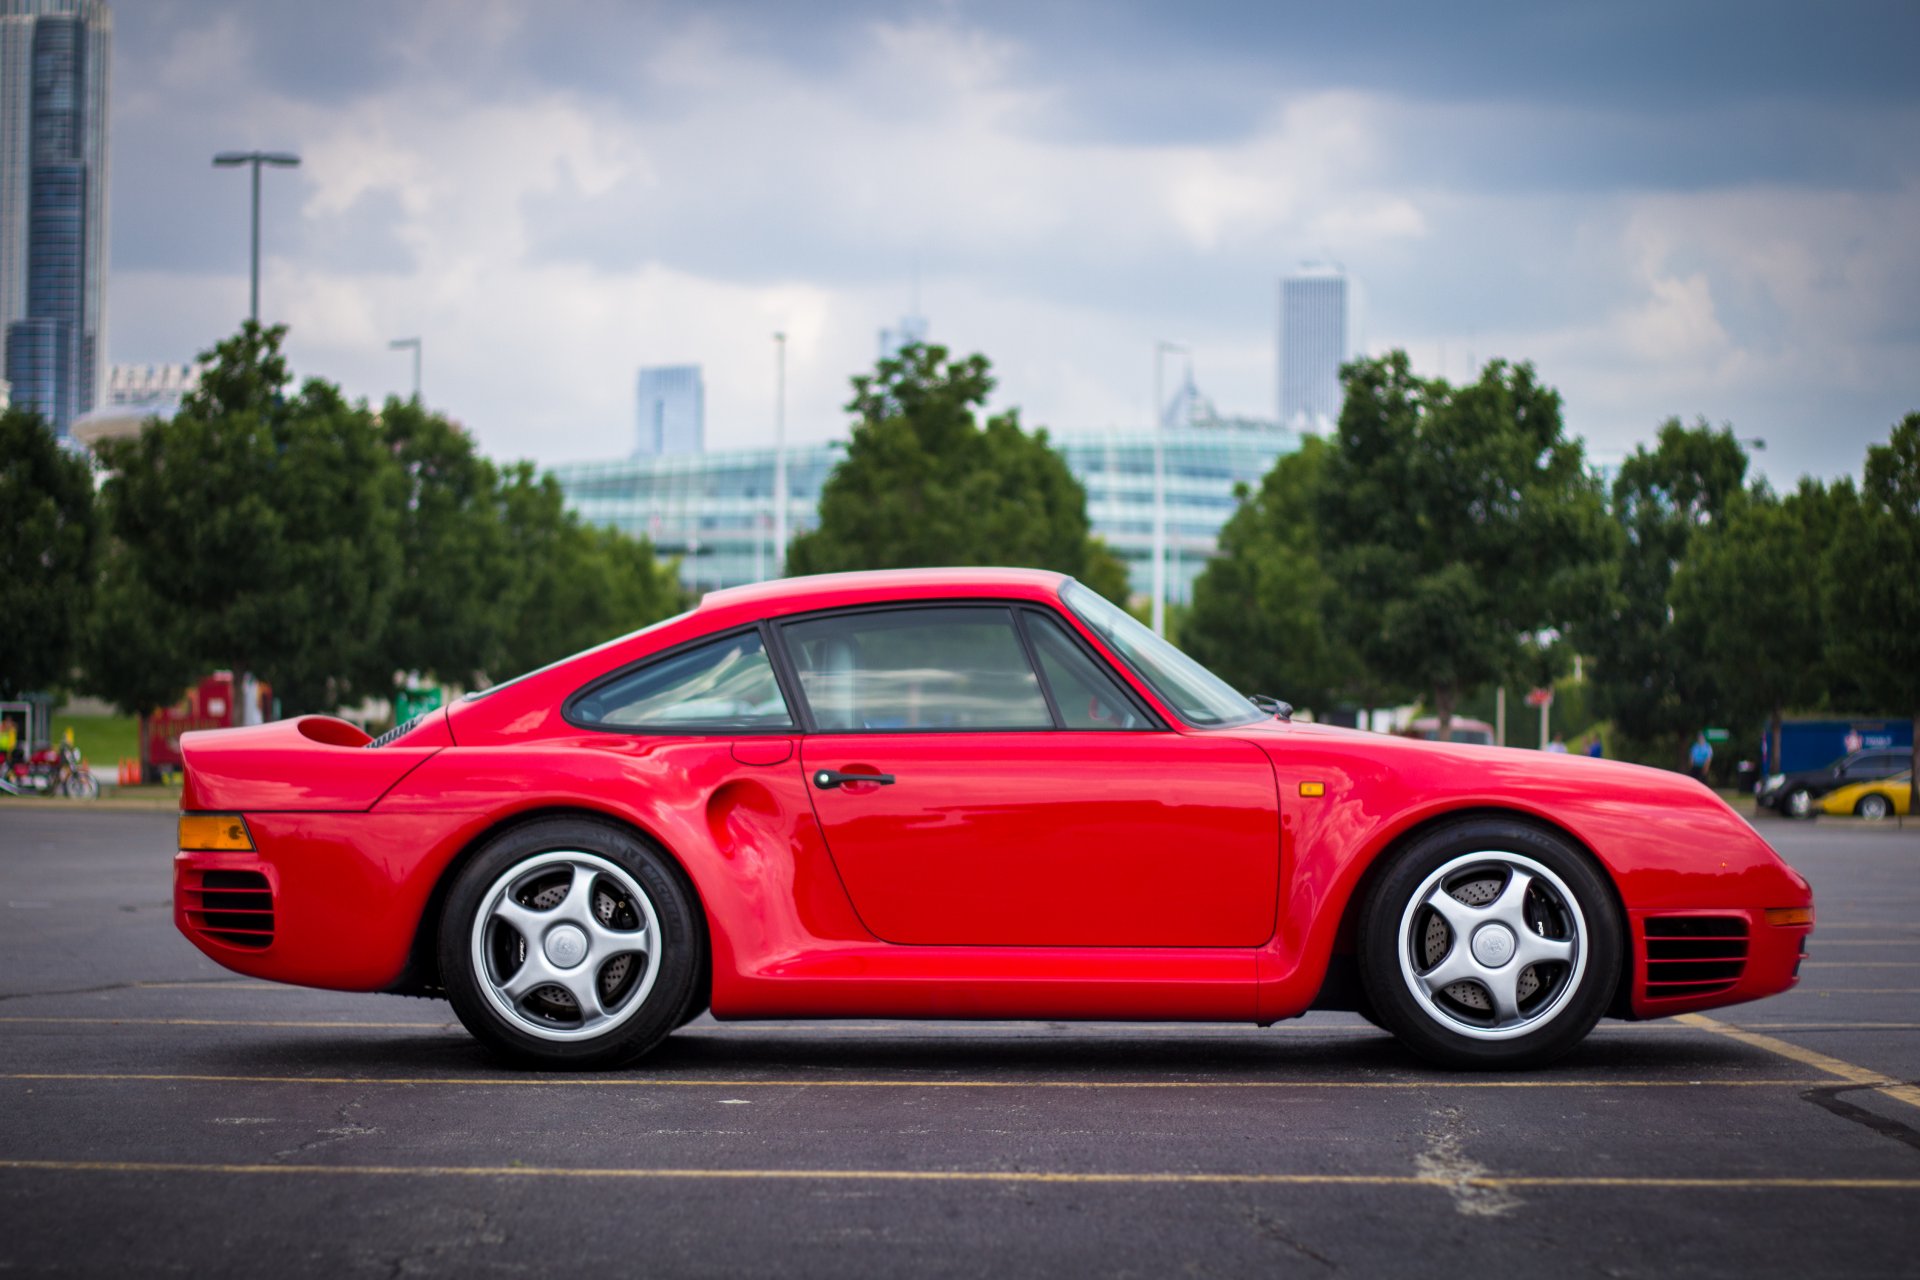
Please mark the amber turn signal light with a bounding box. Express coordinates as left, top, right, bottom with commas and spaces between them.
1299, 782, 1325, 797
179, 814, 254, 851
1765, 907, 1814, 927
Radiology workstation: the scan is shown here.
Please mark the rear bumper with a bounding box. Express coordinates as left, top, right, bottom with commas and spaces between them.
174, 810, 483, 992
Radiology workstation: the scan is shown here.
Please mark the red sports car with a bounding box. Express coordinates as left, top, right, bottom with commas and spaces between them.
175, 568, 1813, 1070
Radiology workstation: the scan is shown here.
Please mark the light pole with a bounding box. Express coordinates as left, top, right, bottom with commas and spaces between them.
212, 151, 301, 325
389, 337, 422, 402
773, 332, 788, 577
1151, 339, 1186, 637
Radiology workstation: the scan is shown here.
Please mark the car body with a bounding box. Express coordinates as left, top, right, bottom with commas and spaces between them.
1818, 772, 1913, 821
175, 568, 1813, 1070
1759, 748, 1910, 817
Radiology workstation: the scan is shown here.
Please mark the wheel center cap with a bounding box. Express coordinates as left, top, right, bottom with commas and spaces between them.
1471, 923, 1517, 968
545, 924, 588, 969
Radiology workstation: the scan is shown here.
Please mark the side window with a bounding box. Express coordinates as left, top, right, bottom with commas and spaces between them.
1023, 610, 1150, 731
782, 607, 1052, 732
570, 631, 793, 730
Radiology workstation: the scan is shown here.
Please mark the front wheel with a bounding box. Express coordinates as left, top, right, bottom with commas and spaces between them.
1784, 788, 1813, 818
1857, 794, 1892, 822
439, 818, 703, 1069
61, 770, 99, 800
1358, 818, 1622, 1070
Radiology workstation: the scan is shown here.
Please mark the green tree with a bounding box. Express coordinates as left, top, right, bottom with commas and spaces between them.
1316, 353, 1610, 738
786, 345, 1127, 599
1184, 436, 1378, 715
1670, 482, 1834, 771
1575, 420, 1752, 762
94, 323, 403, 713
379, 397, 511, 687
1823, 414, 1920, 812
76, 540, 200, 771
0, 407, 99, 698
492, 463, 685, 679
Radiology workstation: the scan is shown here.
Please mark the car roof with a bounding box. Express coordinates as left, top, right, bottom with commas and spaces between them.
699, 567, 1073, 615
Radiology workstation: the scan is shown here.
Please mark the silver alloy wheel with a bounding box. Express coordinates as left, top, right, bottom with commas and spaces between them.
469, 850, 662, 1043
1786, 789, 1812, 818
1396, 851, 1589, 1042
1858, 794, 1891, 821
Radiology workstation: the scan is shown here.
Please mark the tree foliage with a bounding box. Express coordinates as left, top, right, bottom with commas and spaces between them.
1822, 413, 1920, 808
1183, 436, 1378, 713
786, 345, 1128, 599
1670, 481, 1837, 769
0, 407, 99, 698
1574, 420, 1752, 759
1311, 353, 1610, 735
84, 324, 685, 717
94, 324, 403, 713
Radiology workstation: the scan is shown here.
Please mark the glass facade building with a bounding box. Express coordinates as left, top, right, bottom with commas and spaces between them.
1279, 266, 1347, 433
634, 363, 704, 458
551, 416, 1299, 603
0, 0, 110, 438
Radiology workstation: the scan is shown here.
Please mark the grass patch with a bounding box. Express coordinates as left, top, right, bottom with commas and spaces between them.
50, 714, 140, 770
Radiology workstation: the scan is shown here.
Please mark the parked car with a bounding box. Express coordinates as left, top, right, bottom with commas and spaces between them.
174, 569, 1813, 1072
1759, 748, 1910, 818
1407, 716, 1497, 745
1818, 772, 1913, 821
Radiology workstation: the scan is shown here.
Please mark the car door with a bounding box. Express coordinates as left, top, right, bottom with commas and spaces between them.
779, 604, 1280, 948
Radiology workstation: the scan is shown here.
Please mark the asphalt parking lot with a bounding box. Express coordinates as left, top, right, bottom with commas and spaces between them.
2, 809, 1917, 1277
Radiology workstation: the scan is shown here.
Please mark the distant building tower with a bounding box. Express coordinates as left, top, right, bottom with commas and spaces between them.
1, 0, 112, 438
634, 364, 704, 457
1278, 265, 1348, 433
878, 314, 929, 361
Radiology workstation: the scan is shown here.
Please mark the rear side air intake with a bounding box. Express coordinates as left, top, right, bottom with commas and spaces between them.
182, 869, 275, 949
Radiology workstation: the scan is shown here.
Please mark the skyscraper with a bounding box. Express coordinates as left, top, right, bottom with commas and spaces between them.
1278, 265, 1348, 433
1, 0, 111, 438
634, 364, 704, 457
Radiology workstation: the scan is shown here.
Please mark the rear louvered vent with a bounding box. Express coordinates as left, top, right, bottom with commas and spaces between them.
1642, 915, 1748, 1000
366, 715, 422, 749
184, 869, 274, 949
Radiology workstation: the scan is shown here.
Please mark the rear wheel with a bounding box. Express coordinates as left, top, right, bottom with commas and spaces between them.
1784, 788, 1813, 818
1857, 794, 1892, 821
439, 818, 702, 1069
1358, 818, 1621, 1070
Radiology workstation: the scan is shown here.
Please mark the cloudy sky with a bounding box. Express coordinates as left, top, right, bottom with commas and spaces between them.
106, 0, 1919, 484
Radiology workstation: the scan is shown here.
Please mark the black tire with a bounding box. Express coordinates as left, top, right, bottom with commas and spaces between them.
438, 817, 703, 1069
1357, 817, 1622, 1070
1857, 794, 1892, 822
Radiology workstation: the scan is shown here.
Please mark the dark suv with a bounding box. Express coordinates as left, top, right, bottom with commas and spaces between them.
1759, 748, 1910, 818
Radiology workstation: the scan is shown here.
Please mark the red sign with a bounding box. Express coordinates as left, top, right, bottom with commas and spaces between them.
1525, 687, 1554, 708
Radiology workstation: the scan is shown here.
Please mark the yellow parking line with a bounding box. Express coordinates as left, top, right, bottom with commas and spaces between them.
1801, 963, 1920, 968
0, 1071, 1831, 1091
1678, 1014, 1920, 1112
1739, 1023, 1920, 1031
1809, 941, 1920, 947
1, 1158, 1916, 1191
1806, 989, 1920, 994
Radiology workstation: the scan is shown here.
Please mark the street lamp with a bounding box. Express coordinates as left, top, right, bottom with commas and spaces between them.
212, 151, 301, 325
1151, 339, 1187, 637
773, 332, 787, 577
389, 337, 422, 403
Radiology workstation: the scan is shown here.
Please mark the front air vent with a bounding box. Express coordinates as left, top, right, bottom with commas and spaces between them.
183, 869, 274, 949
1642, 915, 1748, 1000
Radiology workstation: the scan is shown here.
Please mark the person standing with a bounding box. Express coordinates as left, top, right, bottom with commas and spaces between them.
1545, 735, 1569, 754
1585, 736, 1604, 759
1689, 732, 1714, 783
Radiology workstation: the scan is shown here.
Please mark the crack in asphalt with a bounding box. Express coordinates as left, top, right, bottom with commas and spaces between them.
1802, 1083, 1920, 1153
0, 978, 246, 1002
1416, 1106, 1523, 1218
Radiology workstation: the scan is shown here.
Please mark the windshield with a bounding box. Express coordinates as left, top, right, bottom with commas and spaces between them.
1062, 581, 1262, 728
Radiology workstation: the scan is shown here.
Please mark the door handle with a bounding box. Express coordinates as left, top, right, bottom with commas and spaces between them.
813, 769, 896, 790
